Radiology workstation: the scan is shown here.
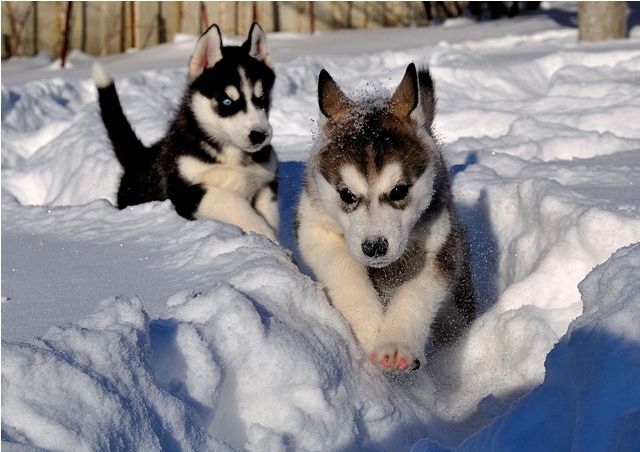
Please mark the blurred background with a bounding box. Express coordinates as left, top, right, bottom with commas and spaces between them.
1, 1, 632, 63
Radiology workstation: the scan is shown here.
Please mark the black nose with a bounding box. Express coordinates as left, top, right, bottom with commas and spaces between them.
249, 130, 267, 145
361, 237, 388, 258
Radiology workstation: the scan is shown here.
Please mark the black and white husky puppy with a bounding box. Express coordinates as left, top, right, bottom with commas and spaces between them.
93, 23, 278, 240
297, 64, 476, 371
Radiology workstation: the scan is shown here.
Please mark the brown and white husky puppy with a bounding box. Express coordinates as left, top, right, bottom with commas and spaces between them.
296, 64, 476, 371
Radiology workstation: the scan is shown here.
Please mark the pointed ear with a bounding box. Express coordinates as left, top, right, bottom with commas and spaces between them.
389, 63, 419, 118
318, 69, 352, 123
417, 67, 437, 127
189, 24, 223, 81
246, 23, 271, 67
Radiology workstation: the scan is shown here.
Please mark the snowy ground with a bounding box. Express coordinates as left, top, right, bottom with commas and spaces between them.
3, 6, 640, 451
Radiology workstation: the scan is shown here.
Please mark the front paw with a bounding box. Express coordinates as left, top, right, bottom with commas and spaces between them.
260, 228, 278, 243
369, 344, 421, 371
247, 225, 278, 243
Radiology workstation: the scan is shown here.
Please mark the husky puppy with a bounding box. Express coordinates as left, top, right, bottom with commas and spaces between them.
297, 64, 476, 371
93, 23, 278, 240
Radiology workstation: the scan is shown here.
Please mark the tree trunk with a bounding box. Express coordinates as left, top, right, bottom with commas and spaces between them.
578, 1, 627, 42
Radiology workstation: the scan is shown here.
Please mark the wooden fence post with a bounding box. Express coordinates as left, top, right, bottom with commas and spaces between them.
201, 2, 209, 32
119, 2, 125, 52
176, 2, 183, 33
81, 1, 88, 52
60, 1, 72, 67
272, 2, 280, 32
234, 2, 240, 35
5, 2, 21, 55
32, 1, 38, 54
157, 1, 166, 43
130, 1, 136, 48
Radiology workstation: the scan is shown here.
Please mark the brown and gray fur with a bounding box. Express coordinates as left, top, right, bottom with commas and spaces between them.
296, 64, 475, 371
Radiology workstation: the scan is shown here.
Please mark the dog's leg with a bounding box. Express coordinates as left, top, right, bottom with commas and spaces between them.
298, 210, 383, 350
372, 209, 454, 371
253, 183, 279, 233
196, 186, 277, 241
371, 259, 449, 371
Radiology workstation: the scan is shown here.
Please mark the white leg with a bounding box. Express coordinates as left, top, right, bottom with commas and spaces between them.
298, 196, 383, 350
372, 257, 449, 371
196, 186, 276, 241
253, 184, 279, 233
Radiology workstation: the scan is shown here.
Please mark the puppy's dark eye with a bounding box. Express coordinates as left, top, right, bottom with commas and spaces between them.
221, 98, 232, 106
389, 185, 409, 201
338, 188, 358, 204
254, 95, 268, 109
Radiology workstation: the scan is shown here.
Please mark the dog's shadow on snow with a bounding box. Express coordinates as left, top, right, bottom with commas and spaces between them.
451, 153, 500, 315
277, 161, 308, 271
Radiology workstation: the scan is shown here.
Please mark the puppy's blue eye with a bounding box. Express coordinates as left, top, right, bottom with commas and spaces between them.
221, 98, 232, 106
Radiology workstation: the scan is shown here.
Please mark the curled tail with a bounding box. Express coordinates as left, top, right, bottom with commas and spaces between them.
93, 63, 147, 169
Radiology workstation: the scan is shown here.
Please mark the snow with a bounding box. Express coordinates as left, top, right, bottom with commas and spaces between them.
3, 8, 640, 451
415, 243, 640, 451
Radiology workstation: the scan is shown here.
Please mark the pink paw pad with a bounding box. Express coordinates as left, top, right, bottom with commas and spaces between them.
370, 348, 420, 371
397, 357, 410, 370
380, 355, 392, 368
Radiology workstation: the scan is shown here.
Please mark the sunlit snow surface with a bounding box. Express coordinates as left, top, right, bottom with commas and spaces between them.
2, 11, 640, 451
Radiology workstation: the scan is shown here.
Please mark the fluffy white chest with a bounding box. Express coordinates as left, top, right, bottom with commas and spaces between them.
217, 143, 245, 165
177, 154, 273, 200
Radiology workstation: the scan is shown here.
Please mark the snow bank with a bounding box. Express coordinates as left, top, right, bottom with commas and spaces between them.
2, 208, 440, 450
3, 22, 640, 451
1, 194, 294, 340
414, 243, 640, 451
2, 298, 226, 451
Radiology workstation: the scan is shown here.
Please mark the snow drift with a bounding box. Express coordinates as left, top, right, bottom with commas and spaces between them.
415, 243, 640, 452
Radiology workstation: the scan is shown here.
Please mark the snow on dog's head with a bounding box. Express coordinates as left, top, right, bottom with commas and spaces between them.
310, 64, 441, 267
188, 23, 275, 153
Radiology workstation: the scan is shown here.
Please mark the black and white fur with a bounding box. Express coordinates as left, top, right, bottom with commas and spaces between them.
94, 23, 278, 240
296, 64, 476, 371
